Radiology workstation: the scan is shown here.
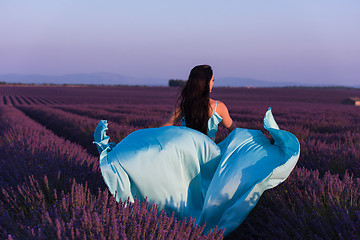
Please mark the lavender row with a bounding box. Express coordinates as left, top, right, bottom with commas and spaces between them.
1, 85, 180, 105
0, 94, 67, 106
53, 105, 170, 129
211, 87, 360, 105
0, 106, 101, 190
17, 105, 174, 156
16, 106, 139, 156
0, 106, 223, 239
227, 167, 360, 239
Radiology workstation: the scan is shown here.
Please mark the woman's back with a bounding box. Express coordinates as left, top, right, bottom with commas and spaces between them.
181, 99, 223, 140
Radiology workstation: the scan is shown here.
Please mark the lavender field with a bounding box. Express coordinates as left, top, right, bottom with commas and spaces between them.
1, 85, 359, 239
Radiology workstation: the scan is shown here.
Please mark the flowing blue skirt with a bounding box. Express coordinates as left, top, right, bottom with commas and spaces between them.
93, 108, 300, 236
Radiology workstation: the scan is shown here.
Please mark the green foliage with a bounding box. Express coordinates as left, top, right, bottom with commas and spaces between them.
168, 79, 186, 87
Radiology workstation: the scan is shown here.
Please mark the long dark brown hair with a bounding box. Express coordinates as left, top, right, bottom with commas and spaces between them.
177, 65, 213, 134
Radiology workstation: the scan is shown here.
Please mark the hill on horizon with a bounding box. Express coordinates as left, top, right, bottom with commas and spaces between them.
0, 73, 356, 88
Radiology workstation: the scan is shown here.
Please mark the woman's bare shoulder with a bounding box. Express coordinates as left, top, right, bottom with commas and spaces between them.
215, 100, 229, 112
216, 100, 235, 131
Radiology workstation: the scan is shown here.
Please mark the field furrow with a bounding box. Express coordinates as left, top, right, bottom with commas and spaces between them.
35, 96, 55, 104
26, 96, 40, 104
13, 95, 24, 104
42, 97, 63, 104
31, 96, 48, 105
0, 96, 5, 105
19, 95, 32, 104
8, 96, 16, 105
2, 95, 9, 105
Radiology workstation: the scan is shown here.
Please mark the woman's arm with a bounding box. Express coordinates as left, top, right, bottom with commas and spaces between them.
161, 107, 182, 127
217, 101, 236, 132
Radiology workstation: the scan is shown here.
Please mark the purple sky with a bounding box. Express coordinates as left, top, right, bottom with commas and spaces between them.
1, 1, 359, 86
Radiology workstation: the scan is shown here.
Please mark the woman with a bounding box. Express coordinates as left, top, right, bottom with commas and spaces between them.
162, 65, 235, 140
94, 65, 300, 236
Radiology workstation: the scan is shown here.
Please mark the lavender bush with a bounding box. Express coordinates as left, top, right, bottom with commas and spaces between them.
226, 167, 360, 239
1, 176, 223, 239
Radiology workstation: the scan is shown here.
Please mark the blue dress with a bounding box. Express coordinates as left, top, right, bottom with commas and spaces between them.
94, 107, 300, 236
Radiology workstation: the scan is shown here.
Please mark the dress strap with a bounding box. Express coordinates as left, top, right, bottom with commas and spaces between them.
214, 101, 217, 113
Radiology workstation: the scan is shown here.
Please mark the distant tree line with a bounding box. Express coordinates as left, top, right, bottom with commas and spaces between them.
168, 79, 187, 87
